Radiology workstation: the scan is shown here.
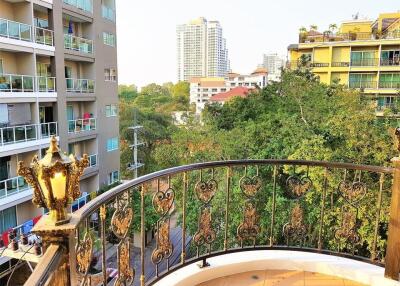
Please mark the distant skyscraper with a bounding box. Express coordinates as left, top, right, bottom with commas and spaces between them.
262, 53, 285, 81
177, 18, 229, 81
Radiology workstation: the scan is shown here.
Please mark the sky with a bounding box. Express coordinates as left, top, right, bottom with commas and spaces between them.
116, 0, 396, 88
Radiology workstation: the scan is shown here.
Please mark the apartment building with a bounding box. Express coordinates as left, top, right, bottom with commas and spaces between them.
0, 0, 119, 257
262, 53, 285, 81
177, 17, 229, 81
190, 67, 267, 113
288, 12, 400, 115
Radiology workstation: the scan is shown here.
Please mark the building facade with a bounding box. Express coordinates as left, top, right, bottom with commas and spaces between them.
190, 68, 267, 113
288, 12, 400, 115
177, 17, 229, 81
0, 0, 119, 259
262, 53, 285, 81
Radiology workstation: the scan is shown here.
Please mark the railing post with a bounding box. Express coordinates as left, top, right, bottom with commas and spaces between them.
29, 217, 77, 286
385, 157, 400, 280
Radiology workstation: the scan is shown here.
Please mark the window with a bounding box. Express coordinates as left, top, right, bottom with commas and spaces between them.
37, 63, 51, 76
0, 59, 3, 74
34, 17, 49, 29
105, 104, 118, 117
103, 32, 116, 46
104, 68, 117, 82
381, 50, 400, 66
349, 73, 375, 88
351, 51, 375, 66
107, 137, 119, 151
0, 207, 17, 234
108, 170, 119, 185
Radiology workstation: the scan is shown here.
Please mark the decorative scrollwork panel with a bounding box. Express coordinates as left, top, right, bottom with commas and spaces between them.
152, 187, 175, 216
286, 175, 313, 199
237, 201, 260, 242
111, 205, 133, 239
194, 207, 216, 246
114, 238, 134, 286
151, 219, 173, 265
283, 204, 307, 244
76, 232, 93, 275
195, 179, 218, 204
335, 206, 360, 246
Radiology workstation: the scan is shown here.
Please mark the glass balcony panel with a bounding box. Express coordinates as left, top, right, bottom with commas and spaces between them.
11, 75, 22, 91
14, 126, 26, 142
8, 21, 19, 39
0, 75, 11, 91
0, 181, 5, 198
23, 76, 34, 91
2, 128, 15, 144
20, 24, 31, 41
26, 125, 37, 141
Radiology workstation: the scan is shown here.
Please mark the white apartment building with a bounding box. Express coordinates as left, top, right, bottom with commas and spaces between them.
177, 17, 229, 81
262, 53, 285, 81
190, 68, 268, 113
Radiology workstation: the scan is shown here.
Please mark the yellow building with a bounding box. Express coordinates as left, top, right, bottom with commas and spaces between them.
288, 12, 400, 114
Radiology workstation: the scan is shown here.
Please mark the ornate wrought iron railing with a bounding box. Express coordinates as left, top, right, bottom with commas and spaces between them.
26, 159, 400, 285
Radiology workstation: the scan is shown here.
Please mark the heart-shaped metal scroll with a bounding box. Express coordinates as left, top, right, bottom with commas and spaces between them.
286, 175, 313, 199
337, 181, 366, 205
76, 232, 93, 274
195, 179, 218, 204
239, 176, 262, 198
152, 188, 175, 216
111, 206, 133, 239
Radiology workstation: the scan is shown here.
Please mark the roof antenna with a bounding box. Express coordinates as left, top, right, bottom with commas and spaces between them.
352, 12, 359, 20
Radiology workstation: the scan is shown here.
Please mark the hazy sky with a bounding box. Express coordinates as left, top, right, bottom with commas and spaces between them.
116, 0, 395, 88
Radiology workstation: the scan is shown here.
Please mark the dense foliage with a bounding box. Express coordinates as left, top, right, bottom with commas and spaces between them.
119, 70, 397, 259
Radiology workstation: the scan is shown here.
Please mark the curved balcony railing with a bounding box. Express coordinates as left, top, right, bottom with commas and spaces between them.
0, 122, 58, 146
66, 78, 95, 93
26, 159, 400, 285
0, 18, 31, 42
64, 34, 93, 54
68, 118, 96, 133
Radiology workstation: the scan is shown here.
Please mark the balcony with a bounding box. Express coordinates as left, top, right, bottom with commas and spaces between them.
379, 81, 400, 89
0, 18, 31, 42
289, 61, 330, 69
0, 122, 57, 146
63, 0, 93, 13
64, 34, 93, 54
88, 153, 97, 167
350, 58, 379, 67
299, 32, 385, 44
34, 27, 54, 46
66, 78, 95, 93
0, 176, 29, 200
380, 58, 400, 66
349, 81, 377, 89
68, 118, 96, 133
331, 61, 350, 67
0, 74, 56, 92
26, 160, 400, 286
102, 5, 116, 22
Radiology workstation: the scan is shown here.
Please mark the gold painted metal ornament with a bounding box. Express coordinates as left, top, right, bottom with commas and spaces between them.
17, 136, 89, 225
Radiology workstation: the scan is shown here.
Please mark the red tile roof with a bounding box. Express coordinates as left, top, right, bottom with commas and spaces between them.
210, 87, 250, 102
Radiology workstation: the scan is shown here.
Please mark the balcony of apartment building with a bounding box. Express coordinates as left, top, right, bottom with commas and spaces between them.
26, 159, 400, 286
0, 51, 57, 102
63, 0, 93, 17
67, 102, 96, 141
0, 102, 57, 156
0, 151, 39, 211
0, 0, 54, 53
298, 30, 400, 44
65, 60, 95, 101
63, 15, 94, 61
68, 138, 98, 179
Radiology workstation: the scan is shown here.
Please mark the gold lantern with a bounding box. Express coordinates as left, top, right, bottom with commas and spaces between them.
17, 136, 89, 225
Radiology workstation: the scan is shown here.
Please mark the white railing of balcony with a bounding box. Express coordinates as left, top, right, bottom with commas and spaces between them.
0, 176, 29, 199
64, 34, 93, 54
0, 74, 34, 92
68, 118, 96, 134
102, 5, 115, 22
66, 78, 95, 93
88, 154, 97, 167
36, 76, 56, 92
0, 122, 58, 146
63, 0, 93, 13
0, 18, 32, 42
34, 27, 54, 46
0, 74, 56, 92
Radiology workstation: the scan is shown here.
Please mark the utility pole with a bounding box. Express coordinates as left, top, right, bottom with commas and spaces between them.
127, 109, 144, 178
